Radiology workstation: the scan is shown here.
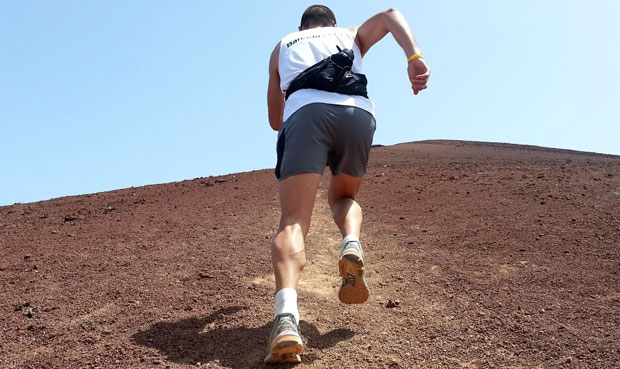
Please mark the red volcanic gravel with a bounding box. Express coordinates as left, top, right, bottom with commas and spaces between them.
1, 140, 619, 368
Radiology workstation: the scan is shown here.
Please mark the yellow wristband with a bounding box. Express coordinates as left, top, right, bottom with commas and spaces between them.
408, 54, 424, 63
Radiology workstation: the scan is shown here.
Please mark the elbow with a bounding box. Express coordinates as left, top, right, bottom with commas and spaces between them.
379, 8, 402, 28
267, 98, 284, 131
382, 7, 401, 16
269, 116, 282, 131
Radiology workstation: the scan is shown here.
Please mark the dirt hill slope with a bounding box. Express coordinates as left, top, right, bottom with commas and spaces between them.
1, 140, 619, 368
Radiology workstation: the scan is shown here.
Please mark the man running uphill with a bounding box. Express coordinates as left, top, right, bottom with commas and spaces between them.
265, 5, 430, 364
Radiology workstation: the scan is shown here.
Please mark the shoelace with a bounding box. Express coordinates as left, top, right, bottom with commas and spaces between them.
342, 241, 364, 258
276, 316, 297, 335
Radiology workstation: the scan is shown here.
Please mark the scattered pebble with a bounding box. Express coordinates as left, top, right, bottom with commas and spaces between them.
24, 307, 37, 318
14, 302, 38, 318
64, 215, 79, 222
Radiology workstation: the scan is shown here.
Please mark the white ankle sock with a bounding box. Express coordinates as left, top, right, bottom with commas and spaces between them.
341, 234, 360, 253
275, 288, 300, 324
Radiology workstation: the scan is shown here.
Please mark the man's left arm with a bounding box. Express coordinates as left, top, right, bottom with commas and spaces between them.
354, 8, 430, 95
267, 42, 284, 131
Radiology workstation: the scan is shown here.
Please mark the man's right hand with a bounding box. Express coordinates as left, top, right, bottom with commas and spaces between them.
407, 58, 430, 95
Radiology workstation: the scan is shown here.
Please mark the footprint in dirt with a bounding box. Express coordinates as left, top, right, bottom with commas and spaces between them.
132, 306, 354, 368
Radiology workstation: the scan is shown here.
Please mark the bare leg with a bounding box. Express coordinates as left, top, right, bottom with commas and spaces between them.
328, 173, 364, 237
266, 173, 321, 364
329, 173, 369, 304
272, 173, 322, 292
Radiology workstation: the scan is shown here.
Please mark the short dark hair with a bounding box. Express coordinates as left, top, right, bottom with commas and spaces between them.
300, 5, 337, 29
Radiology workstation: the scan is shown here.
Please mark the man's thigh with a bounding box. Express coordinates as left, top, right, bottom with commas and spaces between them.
275, 104, 331, 181
328, 173, 363, 207
327, 106, 376, 178
278, 173, 323, 236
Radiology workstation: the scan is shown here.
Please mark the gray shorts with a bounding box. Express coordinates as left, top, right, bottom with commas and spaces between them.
275, 103, 376, 180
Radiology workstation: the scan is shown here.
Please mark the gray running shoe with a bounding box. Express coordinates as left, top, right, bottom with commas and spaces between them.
264, 313, 303, 364
338, 241, 369, 304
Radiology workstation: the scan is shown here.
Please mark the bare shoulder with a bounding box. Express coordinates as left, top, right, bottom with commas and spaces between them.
346, 26, 359, 39
353, 10, 392, 57
346, 26, 359, 34
345, 26, 364, 54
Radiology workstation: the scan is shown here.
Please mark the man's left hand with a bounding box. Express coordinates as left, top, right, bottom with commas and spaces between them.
407, 58, 430, 95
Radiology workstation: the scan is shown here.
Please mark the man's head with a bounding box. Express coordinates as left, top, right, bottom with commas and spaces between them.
299, 5, 336, 31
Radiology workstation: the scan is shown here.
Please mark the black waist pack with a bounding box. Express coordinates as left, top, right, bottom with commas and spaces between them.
284, 47, 368, 100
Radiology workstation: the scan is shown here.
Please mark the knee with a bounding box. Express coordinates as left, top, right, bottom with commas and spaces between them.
331, 197, 360, 215
330, 192, 354, 208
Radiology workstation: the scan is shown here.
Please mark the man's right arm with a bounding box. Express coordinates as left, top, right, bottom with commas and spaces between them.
267, 42, 284, 131
354, 8, 430, 95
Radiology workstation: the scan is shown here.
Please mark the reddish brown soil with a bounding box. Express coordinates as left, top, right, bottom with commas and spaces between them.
1, 140, 619, 369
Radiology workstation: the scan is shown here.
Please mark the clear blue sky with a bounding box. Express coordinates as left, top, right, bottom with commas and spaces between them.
2, 1, 619, 206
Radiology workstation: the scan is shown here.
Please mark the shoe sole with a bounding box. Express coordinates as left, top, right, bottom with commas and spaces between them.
264, 334, 303, 364
338, 252, 369, 304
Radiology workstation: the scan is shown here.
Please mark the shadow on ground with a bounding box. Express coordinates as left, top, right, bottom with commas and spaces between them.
132, 306, 355, 368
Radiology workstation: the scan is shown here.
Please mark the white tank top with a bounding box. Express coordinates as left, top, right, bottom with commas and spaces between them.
278, 27, 375, 121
